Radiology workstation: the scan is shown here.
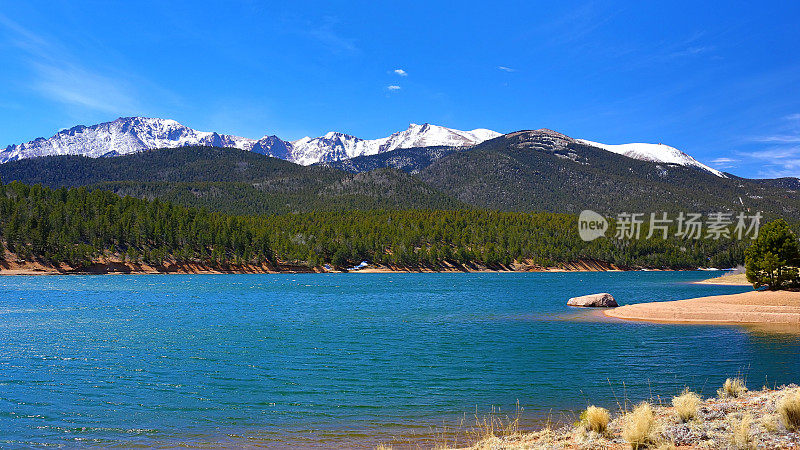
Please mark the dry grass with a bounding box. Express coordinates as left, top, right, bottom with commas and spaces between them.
718, 377, 747, 398
671, 388, 701, 422
581, 405, 610, 433
375, 444, 392, 450
622, 402, 655, 449
761, 414, 779, 433
469, 404, 522, 445
777, 388, 800, 431
731, 413, 754, 449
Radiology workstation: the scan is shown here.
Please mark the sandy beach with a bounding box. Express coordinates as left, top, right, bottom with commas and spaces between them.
605, 290, 800, 325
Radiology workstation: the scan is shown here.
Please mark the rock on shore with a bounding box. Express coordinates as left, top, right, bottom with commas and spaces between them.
567, 293, 618, 307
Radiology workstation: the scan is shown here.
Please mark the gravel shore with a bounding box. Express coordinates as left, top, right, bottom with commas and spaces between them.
458, 385, 800, 449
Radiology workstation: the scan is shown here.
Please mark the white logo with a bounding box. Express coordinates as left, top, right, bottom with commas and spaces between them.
578, 210, 608, 241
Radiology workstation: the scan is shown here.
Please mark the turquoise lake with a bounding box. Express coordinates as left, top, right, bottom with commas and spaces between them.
1, 272, 798, 448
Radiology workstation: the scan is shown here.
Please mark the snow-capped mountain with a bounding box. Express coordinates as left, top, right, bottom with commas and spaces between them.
0, 118, 499, 166
0, 117, 256, 163
288, 123, 502, 165
577, 139, 725, 177
0, 117, 724, 177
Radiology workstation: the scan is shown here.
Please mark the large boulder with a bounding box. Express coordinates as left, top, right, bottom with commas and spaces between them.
567, 293, 618, 307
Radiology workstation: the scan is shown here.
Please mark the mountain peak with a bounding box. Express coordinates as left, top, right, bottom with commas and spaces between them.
0, 117, 256, 163
288, 123, 501, 165
577, 139, 725, 177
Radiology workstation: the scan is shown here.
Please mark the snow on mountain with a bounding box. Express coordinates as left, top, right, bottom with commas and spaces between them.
0, 118, 500, 166
289, 132, 372, 165
577, 139, 726, 177
0, 117, 725, 178
250, 135, 292, 160
374, 123, 500, 153
0, 117, 256, 163
289, 123, 501, 165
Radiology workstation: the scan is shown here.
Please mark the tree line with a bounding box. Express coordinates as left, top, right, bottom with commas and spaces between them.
0, 180, 752, 270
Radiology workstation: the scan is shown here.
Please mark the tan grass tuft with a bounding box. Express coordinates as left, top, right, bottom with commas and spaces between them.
375, 444, 392, 450
622, 402, 655, 449
777, 388, 800, 431
761, 414, 779, 433
731, 413, 755, 449
581, 405, 610, 433
718, 378, 747, 398
671, 388, 701, 423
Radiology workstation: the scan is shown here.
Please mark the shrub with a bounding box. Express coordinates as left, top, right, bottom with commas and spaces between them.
777, 389, 800, 431
672, 388, 701, 422
622, 402, 655, 449
718, 378, 747, 398
581, 405, 610, 433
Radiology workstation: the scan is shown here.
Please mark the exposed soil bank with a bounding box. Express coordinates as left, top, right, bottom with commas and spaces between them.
0, 255, 623, 275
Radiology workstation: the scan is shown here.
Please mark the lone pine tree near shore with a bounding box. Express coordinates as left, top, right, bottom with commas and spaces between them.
745, 219, 800, 290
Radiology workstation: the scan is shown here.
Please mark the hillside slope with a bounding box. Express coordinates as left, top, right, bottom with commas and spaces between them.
0, 147, 465, 215
323, 129, 800, 218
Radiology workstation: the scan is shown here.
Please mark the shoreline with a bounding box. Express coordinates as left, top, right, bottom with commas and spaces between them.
605, 290, 800, 325
452, 384, 800, 449
0, 257, 632, 276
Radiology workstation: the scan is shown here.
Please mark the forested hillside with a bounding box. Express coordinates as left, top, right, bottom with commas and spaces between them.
2, 141, 799, 219
0, 180, 748, 272
0, 138, 797, 272
360, 130, 800, 218
0, 147, 464, 214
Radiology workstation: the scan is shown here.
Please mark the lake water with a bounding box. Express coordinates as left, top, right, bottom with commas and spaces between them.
1, 272, 798, 448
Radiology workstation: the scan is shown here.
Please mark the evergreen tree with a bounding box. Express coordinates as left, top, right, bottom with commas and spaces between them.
745, 219, 800, 290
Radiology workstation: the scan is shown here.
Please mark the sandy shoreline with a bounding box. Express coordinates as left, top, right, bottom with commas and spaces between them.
693, 272, 752, 286
605, 290, 800, 325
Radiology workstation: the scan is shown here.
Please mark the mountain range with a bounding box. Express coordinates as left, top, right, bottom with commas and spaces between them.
2, 128, 798, 220
1, 117, 725, 176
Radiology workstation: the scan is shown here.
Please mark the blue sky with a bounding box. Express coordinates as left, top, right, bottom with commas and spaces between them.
1, 1, 799, 178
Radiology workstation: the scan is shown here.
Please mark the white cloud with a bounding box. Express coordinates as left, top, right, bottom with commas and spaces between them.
30, 61, 139, 114
752, 135, 800, 144
709, 157, 738, 169
734, 117, 800, 178
393, 69, 407, 77
733, 146, 800, 178
0, 14, 145, 115
307, 27, 357, 54
386, 85, 401, 91
784, 113, 800, 121
497, 66, 516, 72
668, 45, 714, 59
